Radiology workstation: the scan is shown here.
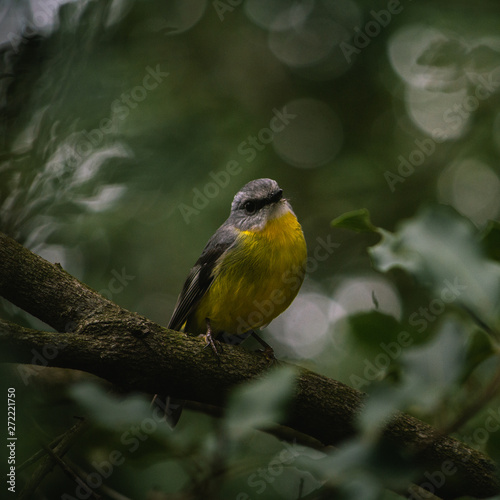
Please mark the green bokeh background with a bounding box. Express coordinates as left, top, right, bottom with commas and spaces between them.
2, 0, 500, 498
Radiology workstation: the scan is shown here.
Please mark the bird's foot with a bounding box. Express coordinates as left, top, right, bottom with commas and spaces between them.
203, 318, 223, 362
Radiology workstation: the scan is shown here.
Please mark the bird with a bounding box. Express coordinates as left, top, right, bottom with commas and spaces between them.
153, 178, 307, 426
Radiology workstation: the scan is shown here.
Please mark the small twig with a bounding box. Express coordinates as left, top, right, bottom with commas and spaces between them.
42, 444, 101, 500
18, 418, 90, 500
65, 457, 134, 500
17, 433, 64, 472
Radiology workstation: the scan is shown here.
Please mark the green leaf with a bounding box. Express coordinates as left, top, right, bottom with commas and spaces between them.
331, 208, 378, 233
400, 318, 467, 412
297, 437, 415, 493
349, 311, 404, 350
369, 228, 421, 275
416, 39, 467, 68
224, 366, 297, 440
369, 205, 500, 327
69, 382, 170, 439
357, 319, 468, 434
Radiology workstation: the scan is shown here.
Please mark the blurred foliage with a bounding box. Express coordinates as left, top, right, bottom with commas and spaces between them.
2, 0, 500, 498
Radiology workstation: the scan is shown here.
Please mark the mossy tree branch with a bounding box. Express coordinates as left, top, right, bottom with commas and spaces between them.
0, 231, 499, 499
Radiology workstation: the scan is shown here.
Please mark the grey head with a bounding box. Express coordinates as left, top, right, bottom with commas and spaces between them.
228, 178, 293, 231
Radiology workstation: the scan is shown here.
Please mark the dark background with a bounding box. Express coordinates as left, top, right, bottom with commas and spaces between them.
2, 0, 500, 498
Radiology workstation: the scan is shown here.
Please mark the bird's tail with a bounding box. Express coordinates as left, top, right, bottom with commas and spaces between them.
151, 331, 251, 427
151, 394, 185, 428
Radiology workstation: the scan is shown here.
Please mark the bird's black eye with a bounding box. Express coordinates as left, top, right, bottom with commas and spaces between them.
243, 200, 257, 215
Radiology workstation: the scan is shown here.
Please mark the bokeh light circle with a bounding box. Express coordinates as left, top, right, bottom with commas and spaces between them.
332, 276, 402, 320
267, 292, 344, 358
437, 158, 500, 225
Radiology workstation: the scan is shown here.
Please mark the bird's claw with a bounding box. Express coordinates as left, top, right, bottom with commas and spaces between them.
203, 319, 223, 363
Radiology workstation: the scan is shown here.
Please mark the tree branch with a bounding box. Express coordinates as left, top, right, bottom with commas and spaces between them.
18, 418, 90, 500
1, 231, 499, 499
0, 233, 122, 333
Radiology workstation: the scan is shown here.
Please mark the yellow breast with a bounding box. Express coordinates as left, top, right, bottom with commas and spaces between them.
192, 211, 307, 335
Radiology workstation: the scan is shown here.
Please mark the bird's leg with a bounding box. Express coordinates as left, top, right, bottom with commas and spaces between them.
204, 318, 223, 358
251, 331, 277, 362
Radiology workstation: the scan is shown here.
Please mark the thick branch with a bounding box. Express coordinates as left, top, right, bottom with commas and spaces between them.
1, 231, 499, 499
0, 233, 121, 332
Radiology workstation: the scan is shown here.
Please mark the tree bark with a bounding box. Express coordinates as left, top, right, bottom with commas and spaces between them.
0, 231, 498, 499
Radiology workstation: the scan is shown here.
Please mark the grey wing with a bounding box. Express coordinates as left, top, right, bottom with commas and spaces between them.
167, 224, 237, 331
